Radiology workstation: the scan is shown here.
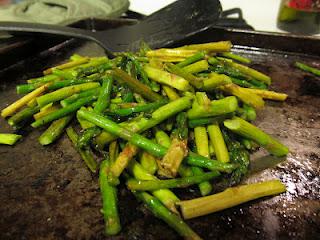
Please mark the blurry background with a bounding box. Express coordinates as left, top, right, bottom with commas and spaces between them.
129, 0, 283, 33
129, 0, 319, 36
0, 0, 318, 36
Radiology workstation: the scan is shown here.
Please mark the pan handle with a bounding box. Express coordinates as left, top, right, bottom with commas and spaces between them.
0, 22, 115, 57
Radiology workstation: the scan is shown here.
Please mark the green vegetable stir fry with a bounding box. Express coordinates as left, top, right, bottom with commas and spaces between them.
1, 41, 290, 239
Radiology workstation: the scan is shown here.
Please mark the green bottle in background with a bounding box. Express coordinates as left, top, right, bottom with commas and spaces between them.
277, 0, 320, 35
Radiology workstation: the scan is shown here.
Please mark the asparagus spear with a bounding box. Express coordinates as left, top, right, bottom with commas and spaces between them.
230, 77, 255, 88
66, 127, 97, 172
209, 60, 248, 79
146, 48, 197, 58
176, 51, 206, 68
159, 112, 189, 178
76, 107, 96, 129
111, 68, 163, 102
193, 127, 212, 196
219, 52, 251, 64
36, 82, 100, 107
178, 180, 286, 219
39, 115, 73, 145
77, 76, 113, 149
17, 78, 99, 94
60, 88, 100, 107
99, 159, 121, 235
134, 191, 202, 240
182, 60, 209, 74
221, 59, 271, 85
224, 117, 289, 157
32, 95, 96, 128
242, 88, 288, 101
125, 53, 160, 91
94, 75, 113, 113
220, 83, 265, 109
108, 99, 168, 117
72, 61, 113, 78
152, 96, 193, 120
202, 72, 232, 90
8, 105, 40, 129
178, 164, 193, 177
127, 171, 219, 191
207, 123, 230, 163
144, 65, 191, 91
27, 74, 60, 84
50, 68, 74, 79
77, 109, 236, 172
43, 57, 89, 75
191, 167, 212, 196
140, 151, 158, 175
1, 83, 49, 118
109, 141, 119, 164
77, 126, 101, 149
243, 104, 257, 121
175, 41, 232, 52
188, 113, 233, 128
148, 56, 187, 62
187, 96, 238, 119
109, 143, 139, 180
33, 105, 59, 120
222, 129, 250, 185
162, 85, 180, 100
194, 127, 209, 158
166, 63, 203, 88
155, 129, 171, 148
0, 133, 22, 145
295, 61, 320, 77
128, 159, 179, 213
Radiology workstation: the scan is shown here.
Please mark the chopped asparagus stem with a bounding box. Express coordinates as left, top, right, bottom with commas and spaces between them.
134, 191, 202, 240
127, 171, 219, 191
219, 52, 251, 64
207, 123, 230, 163
32, 95, 96, 128
36, 82, 100, 107
295, 61, 320, 77
220, 83, 265, 109
39, 115, 73, 145
191, 167, 212, 196
176, 51, 206, 68
224, 117, 289, 157
176, 41, 232, 53
178, 180, 286, 219
93, 75, 113, 113
162, 85, 180, 101
110, 143, 139, 179
144, 65, 191, 91
0, 133, 22, 145
146, 48, 197, 58
66, 127, 97, 172
1, 83, 49, 118
111, 68, 163, 102
182, 60, 209, 74
99, 160, 121, 235
128, 159, 179, 213
140, 151, 158, 175
187, 96, 238, 119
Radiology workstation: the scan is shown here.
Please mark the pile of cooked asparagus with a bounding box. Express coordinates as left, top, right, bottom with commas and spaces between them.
1, 41, 290, 239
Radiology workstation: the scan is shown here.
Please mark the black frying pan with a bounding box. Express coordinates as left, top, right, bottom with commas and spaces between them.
0, 0, 222, 57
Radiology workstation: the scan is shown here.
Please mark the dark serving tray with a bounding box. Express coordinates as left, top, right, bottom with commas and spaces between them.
0, 27, 319, 240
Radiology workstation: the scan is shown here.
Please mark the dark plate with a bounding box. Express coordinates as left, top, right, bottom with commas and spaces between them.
0, 28, 319, 240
